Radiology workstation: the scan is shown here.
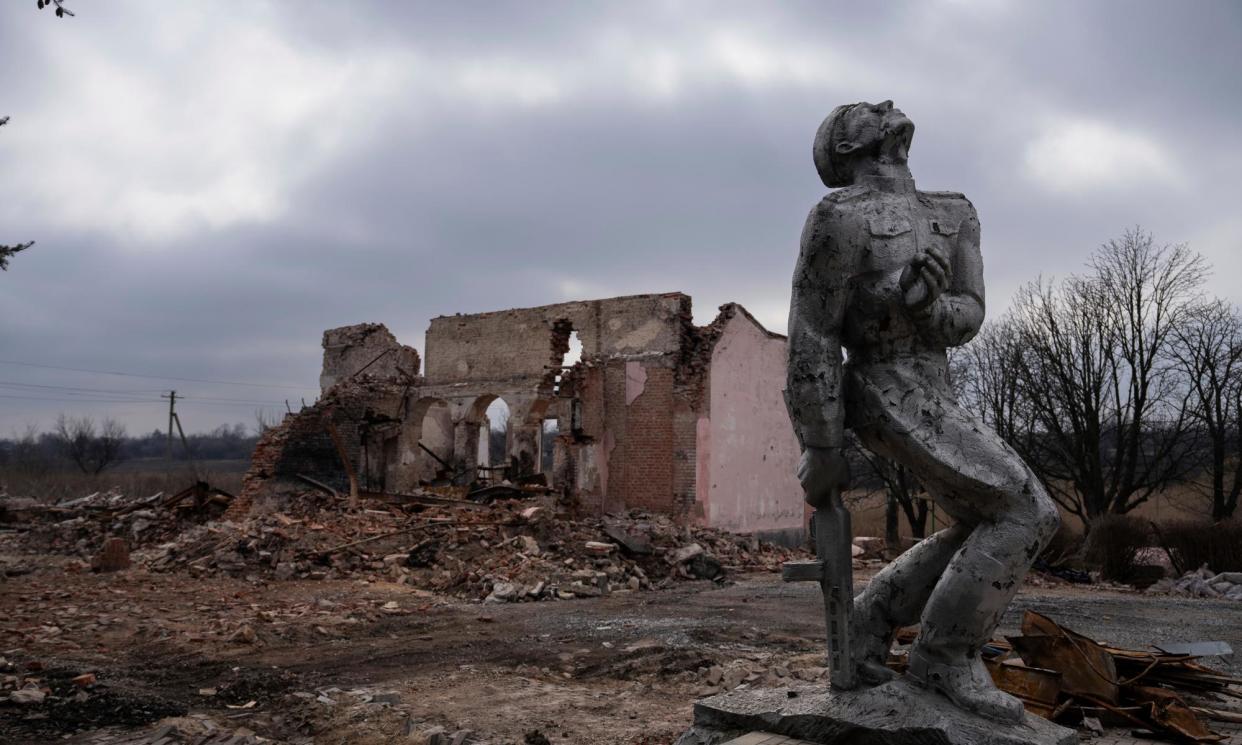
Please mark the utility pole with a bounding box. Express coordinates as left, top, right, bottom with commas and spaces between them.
161, 390, 177, 462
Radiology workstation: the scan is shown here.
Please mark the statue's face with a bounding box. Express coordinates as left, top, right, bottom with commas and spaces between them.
840, 100, 914, 160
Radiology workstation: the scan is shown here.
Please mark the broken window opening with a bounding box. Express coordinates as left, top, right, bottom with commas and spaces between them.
552, 328, 582, 396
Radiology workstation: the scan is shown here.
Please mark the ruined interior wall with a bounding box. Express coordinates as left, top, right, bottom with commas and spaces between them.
233, 405, 348, 516
701, 314, 805, 541
672, 400, 699, 520
244, 296, 800, 535
417, 402, 454, 483
568, 364, 611, 515
612, 362, 678, 513
320, 323, 420, 393
233, 383, 403, 516
423, 293, 690, 385
557, 356, 697, 519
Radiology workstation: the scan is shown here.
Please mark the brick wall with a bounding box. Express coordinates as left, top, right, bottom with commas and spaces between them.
424, 293, 689, 385
614, 364, 677, 513
239, 295, 797, 533
230, 388, 376, 517
320, 323, 420, 392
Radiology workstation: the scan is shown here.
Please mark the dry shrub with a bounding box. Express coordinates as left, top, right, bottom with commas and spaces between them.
1040, 518, 1085, 568
1084, 514, 1152, 582
1154, 519, 1242, 575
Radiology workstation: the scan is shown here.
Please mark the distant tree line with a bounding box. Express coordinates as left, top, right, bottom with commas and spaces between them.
857, 227, 1242, 538
0, 419, 260, 476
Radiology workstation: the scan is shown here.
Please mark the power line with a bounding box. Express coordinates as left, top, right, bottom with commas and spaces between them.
0, 393, 287, 408
0, 380, 167, 395
174, 400, 289, 408
0, 381, 294, 406
0, 393, 162, 404
179, 395, 291, 405
0, 359, 314, 391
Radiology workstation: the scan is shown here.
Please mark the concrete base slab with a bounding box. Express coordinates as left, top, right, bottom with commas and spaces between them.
674, 681, 1078, 745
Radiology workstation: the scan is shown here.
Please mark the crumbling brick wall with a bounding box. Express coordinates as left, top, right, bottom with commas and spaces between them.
237, 293, 804, 542
321, 323, 420, 393
424, 293, 689, 386
613, 364, 677, 512
231, 386, 385, 517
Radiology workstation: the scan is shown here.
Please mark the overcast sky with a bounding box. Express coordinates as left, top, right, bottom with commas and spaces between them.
1, 0, 1239, 436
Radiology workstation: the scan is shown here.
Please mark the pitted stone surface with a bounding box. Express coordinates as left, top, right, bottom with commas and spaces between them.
721, 733, 820, 745
784, 100, 1061, 719
676, 683, 1077, 745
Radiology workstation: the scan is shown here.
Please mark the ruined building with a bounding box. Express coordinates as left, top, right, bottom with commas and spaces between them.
240, 293, 806, 543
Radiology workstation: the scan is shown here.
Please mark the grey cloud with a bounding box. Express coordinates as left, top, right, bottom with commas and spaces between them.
0, 0, 1238, 435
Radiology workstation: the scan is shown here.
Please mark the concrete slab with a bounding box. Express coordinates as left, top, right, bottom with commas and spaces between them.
677, 681, 1078, 745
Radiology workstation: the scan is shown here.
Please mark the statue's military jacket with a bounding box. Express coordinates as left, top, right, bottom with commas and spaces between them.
785, 177, 984, 450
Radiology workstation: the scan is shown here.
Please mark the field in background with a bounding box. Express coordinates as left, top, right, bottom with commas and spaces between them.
0, 460, 1225, 542
0, 459, 248, 503
845, 483, 1218, 543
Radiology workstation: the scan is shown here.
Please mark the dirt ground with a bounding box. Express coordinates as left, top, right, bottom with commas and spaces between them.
1, 558, 1239, 745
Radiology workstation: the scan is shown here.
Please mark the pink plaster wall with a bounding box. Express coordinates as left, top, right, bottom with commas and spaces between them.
699, 315, 804, 535
624, 361, 648, 406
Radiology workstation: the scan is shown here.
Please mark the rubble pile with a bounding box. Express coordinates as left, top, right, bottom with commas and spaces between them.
0, 482, 234, 560
2, 486, 807, 602
1155, 566, 1242, 601
887, 611, 1241, 743
141, 494, 806, 601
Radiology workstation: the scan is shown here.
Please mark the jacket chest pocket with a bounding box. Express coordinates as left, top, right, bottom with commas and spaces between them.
928, 218, 960, 254
863, 215, 914, 272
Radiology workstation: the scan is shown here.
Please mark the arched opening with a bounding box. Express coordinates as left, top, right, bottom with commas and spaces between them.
482, 396, 511, 468
411, 397, 453, 485
465, 394, 513, 484
541, 417, 558, 473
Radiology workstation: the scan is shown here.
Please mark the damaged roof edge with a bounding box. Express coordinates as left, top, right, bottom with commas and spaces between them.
426, 291, 690, 322
706, 302, 787, 341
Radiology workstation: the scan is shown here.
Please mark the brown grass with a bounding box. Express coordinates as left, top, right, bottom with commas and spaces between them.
0, 460, 247, 503
1154, 519, 1242, 575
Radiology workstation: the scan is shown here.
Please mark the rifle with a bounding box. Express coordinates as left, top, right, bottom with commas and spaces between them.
783, 475, 857, 690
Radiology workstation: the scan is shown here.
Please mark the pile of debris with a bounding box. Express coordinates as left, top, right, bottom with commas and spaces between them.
136, 492, 805, 601
0, 482, 234, 560
1154, 566, 1242, 601
889, 611, 1240, 743
2, 483, 806, 601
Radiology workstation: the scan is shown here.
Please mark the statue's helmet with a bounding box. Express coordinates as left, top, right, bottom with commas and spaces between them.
813, 103, 860, 189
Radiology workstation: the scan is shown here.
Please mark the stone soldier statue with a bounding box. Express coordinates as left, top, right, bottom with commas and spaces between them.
785, 100, 1061, 723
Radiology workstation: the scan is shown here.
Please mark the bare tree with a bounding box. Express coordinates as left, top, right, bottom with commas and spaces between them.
1171, 300, 1242, 520
0, 117, 35, 271
953, 317, 1035, 447
846, 435, 930, 551
4, 424, 52, 477
36, 0, 75, 18
53, 415, 127, 475
254, 408, 282, 436
1004, 228, 1205, 525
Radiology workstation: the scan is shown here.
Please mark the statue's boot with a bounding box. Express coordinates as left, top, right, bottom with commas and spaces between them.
907, 648, 1023, 723
850, 602, 897, 685
851, 526, 971, 686
905, 476, 1061, 723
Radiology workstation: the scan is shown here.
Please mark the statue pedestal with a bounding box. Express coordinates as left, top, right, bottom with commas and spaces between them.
674, 681, 1078, 745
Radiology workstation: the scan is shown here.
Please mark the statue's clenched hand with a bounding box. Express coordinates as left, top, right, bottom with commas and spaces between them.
900, 246, 952, 313
797, 446, 850, 508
